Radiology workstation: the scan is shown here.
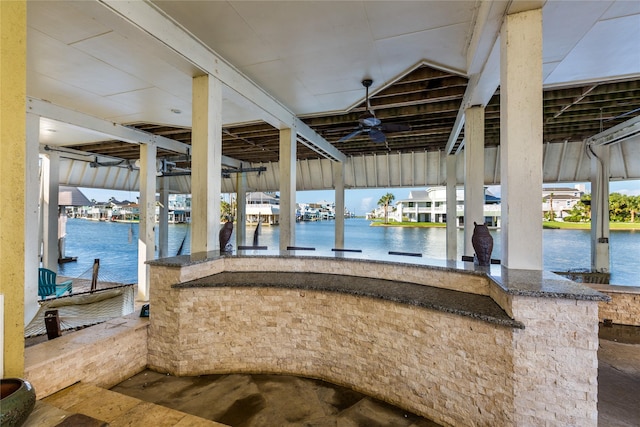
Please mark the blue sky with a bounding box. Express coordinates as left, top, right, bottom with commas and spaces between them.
80, 180, 640, 216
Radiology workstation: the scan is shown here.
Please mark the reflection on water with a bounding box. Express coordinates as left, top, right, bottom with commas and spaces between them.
58, 218, 639, 287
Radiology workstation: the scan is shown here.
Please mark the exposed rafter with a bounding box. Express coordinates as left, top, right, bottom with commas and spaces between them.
28, 97, 241, 168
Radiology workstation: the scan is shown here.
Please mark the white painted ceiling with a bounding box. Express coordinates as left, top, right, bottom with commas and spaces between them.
26, 1, 640, 147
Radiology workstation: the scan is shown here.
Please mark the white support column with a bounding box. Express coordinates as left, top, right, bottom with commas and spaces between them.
590, 144, 610, 272
158, 179, 169, 258
446, 154, 458, 261
236, 172, 247, 247
334, 161, 345, 249
137, 142, 157, 301
500, 9, 543, 270
25, 113, 40, 324
191, 74, 222, 253
42, 152, 60, 271
464, 106, 485, 258
279, 128, 296, 250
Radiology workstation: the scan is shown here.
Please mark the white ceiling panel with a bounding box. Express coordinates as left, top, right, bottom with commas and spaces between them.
106, 87, 192, 126
38, 118, 112, 146
601, 0, 640, 19
374, 23, 470, 79
365, 1, 476, 41
27, 0, 111, 45
153, 1, 280, 68
27, 71, 141, 120
281, 40, 379, 95
542, 0, 612, 64
28, 29, 152, 97
72, 31, 193, 101
545, 14, 640, 84
241, 60, 318, 114
542, 60, 562, 82
231, 1, 371, 57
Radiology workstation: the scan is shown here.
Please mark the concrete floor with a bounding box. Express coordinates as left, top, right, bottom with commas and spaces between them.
111, 371, 440, 427
24, 324, 639, 426
596, 324, 640, 427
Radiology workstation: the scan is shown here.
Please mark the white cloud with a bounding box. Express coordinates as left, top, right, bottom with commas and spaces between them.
360, 197, 374, 213
610, 180, 640, 196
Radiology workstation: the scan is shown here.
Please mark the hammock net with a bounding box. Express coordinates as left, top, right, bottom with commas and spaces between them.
26, 261, 136, 338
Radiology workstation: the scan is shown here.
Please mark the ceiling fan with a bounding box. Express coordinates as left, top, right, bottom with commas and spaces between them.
338, 79, 411, 143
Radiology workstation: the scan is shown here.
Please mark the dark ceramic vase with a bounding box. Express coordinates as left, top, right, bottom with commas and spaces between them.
219, 221, 234, 253
0, 378, 36, 427
471, 222, 493, 266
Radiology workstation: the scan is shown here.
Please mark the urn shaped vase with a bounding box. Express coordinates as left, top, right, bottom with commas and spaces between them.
471, 222, 493, 266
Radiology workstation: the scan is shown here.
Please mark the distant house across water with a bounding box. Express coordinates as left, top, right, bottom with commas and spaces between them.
368, 185, 586, 226
542, 186, 585, 220
387, 187, 501, 227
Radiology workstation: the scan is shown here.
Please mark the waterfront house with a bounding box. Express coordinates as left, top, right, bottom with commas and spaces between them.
167, 194, 191, 224
298, 201, 336, 221
85, 201, 112, 222
392, 187, 501, 226
246, 192, 280, 225
59, 186, 91, 219
542, 186, 585, 220
109, 199, 139, 222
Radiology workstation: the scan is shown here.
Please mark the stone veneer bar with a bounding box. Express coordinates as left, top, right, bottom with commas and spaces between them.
147, 251, 608, 427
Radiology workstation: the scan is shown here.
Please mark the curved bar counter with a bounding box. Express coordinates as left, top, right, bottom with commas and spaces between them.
147, 251, 608, 427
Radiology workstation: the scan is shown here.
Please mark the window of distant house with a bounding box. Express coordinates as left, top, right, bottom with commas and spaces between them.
408, 202, 414, 207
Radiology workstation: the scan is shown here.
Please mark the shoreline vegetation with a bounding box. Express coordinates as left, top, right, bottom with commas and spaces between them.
370, 220, 640, 230
541, 221, 640, 230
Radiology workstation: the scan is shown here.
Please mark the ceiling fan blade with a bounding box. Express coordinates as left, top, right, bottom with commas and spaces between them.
380, 123, 411, 133
360, 115, 381, 127
369, 129, 386, 143
338, 128, 364, 142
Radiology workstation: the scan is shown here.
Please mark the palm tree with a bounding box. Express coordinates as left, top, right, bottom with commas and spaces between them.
378, 193, 395, 224
220, 199, 233, 221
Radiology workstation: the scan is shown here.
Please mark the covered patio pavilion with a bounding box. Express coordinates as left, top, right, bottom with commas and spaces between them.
2, 1, 640, 425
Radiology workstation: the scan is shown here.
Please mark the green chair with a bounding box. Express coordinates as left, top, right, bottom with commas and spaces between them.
38, 268, 72, 299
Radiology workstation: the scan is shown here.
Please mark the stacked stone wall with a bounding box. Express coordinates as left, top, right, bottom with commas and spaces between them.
25, 314, 148, 399
510, 297, 599, 426
587, 284, 640, 326
152, 285, 515, 426
147, 256, 602, 427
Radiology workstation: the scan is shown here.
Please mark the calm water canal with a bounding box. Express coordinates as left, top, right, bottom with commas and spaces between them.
58, 218, 640, 287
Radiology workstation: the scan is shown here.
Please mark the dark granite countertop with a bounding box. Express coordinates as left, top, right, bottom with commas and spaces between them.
149, 250, 609, 302
488, 267, 611, 302
147, 249, 474, 273
175, 271, 525, 329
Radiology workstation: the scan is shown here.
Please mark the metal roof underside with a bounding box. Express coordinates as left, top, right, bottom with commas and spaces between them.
67, 70, 640, 164
25, 1, 640, 193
